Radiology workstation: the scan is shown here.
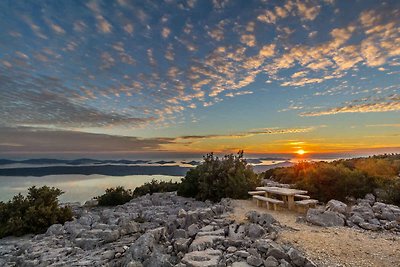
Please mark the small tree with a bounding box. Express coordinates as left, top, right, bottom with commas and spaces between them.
97, 186, 133, 206
0, 186, 72, 238
178, 151, 260, 201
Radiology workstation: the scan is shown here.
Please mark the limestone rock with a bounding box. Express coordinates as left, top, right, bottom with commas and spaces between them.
247, 223, 265, 239
326, 200, 347, 214
246, 255, 263, 266
306, 208, 345, 227
181, 249, 222, 267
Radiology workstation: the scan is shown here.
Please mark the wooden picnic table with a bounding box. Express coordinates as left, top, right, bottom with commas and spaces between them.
255, 186, 308, 210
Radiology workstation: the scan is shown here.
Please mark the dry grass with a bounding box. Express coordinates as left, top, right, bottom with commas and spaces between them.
231, 199, 400, 267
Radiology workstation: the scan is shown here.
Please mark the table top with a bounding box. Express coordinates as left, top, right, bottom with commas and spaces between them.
255, 186, 308, 196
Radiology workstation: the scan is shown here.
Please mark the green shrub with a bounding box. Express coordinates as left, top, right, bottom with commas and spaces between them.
380, 179, 400, 205
0, 186, 72, 238
97, 180, 180, 206
178, 151, 260, 202
97, 186, 133, 206
132, 179, 180, 197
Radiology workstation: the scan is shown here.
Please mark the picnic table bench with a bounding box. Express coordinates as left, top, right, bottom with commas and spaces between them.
295, 199, 318, 213
251, 186, 318, 212
253, 195, 284, 210
248, 191, 266, 196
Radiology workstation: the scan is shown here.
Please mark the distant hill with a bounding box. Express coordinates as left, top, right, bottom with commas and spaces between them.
0, 165, 190, 177
0, 158, 151, 166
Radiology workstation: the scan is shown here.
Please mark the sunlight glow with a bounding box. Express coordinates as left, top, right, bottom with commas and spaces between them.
296, 149, 306, 155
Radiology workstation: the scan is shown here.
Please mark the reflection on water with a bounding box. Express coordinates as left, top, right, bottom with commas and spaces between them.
0, 174, 182, 203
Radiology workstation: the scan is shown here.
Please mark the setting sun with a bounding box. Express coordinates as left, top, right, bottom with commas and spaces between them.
296, 149, 306, 155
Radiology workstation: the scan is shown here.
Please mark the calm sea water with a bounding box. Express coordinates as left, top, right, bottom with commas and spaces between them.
0, 174, 182, 203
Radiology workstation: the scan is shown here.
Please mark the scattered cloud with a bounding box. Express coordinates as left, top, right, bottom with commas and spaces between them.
0, 126, 174, 154
301, 101, 400, 117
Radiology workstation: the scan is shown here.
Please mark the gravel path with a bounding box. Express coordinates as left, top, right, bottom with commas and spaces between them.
231, 199, 400, 267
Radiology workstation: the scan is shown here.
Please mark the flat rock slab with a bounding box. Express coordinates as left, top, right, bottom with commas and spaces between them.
181, 249, 222, 267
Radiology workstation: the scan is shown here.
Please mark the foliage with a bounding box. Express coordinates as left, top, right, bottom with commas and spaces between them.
0, 186, 72, 238
178, 151, 260, 202
132, 179, 180, 197
97, 179, 180, 206
97, 186, 134, 206
262, 154, 400, 204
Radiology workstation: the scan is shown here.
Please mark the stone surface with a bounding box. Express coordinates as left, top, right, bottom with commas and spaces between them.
306, 208, 345, 227
0, 192, 321, 267
246, 255, 263, 266
181, 249, 222, 267
326, 200, 348, 214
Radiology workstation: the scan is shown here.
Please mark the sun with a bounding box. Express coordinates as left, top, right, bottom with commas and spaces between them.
296, 149, 306, 155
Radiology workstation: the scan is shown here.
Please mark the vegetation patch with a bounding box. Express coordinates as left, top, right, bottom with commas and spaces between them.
0, 186, 72, 238
97, 179, 180, 206
262, 154, 400, 204
178, 151, 260, 202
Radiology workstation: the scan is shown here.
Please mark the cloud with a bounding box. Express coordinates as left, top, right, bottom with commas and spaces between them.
366, 124, 400, 127
296, 0, 321, 21
300, 101, 400, 117
225, 90, 253, 97
0, 126, 174, 154
162, 27, 171, 38
86, 1, 113, 33
0, 71, 155, 128
178, 126, 316, 140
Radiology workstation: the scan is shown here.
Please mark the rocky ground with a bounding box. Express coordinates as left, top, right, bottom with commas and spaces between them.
232, 199, 400, 267
0, 192, 317, 267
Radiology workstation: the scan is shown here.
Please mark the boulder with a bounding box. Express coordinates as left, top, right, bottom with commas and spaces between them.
247, 224, 265, 239
359, 222, 381, 231
46, 224, 64, 236
143, 252, 172, 267
74, 237, 101, 250
174, 229, 188, 239
126, 227, 166, 261
325, 200, 347, 214
102, 229, 120, 243
287, 247, 306, 266
181, 249, 222, 267
232, 262, 252, 267
266, 247, 288, 261
174, 238, 191, 253
229, 223, 246, 239
351, 205, 375, 221
349, 214, 364, 225
246, 211, 276, 226
84, 199, 98, 207
364, 193, 376, 205
189, 235, 224, 251
235, 250, 251, 258
246, 255, 263, 266
306, 208, 345, 227
188, 224, 200, 237
263, 256, 279, 267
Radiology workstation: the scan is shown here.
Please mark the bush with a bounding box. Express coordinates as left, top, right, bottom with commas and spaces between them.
97, 180, 180, 206
132, 179, 180, 197
97, 186, 133, 206
262, 154, 400, 204
0, 186, 72, 238
178, 151, 260, 202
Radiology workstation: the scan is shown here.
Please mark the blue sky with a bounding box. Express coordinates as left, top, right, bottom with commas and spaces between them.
0, 0, 399, 157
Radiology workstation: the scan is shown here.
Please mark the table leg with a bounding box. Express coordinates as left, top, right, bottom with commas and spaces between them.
288, 195, 295, 210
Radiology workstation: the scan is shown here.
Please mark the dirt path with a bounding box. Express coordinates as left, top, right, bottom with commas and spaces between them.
231, 199, 400, 267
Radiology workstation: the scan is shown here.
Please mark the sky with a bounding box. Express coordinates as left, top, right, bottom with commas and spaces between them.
0, 0, 399, 158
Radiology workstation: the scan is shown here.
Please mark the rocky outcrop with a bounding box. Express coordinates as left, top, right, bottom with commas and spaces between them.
0, 192, 316, 267
305, 194, 400, 233
347, 195, 400, 231
306, 208, 346, 227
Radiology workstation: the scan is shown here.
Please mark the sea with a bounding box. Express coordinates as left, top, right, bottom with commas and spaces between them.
0, 154, 352, 203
